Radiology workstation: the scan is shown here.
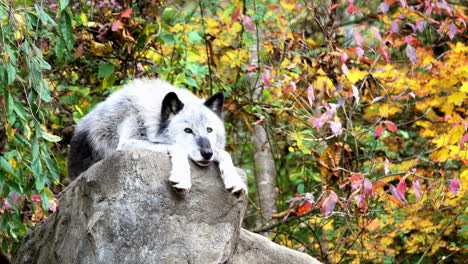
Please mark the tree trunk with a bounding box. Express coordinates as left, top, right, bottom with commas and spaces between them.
247, 17, 278, 225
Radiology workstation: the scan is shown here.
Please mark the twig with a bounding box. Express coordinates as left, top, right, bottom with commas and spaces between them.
416, 207, 465, 264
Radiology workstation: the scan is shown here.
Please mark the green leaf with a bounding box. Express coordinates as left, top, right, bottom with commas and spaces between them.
184, 77, 198, 88
188, 32, 202, 43
41, 192, 50, 210
59, 9, 74, 50
0, 157, 15, 175
162, 7, 176, 21
35, 5, 57, 26
34, 80, 52, 102
6, 63, 16, 85
98, 63, 115, 78
102, 73, 116, 88
43, 187, 54, 200
297, 183, 305, 194
41, 131, 62, 142
59, 0, 70, 12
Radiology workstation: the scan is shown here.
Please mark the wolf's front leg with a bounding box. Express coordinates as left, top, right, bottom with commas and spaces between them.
216, 149, 247, 197
117, 139, 192, 191
168, 145, 192, 191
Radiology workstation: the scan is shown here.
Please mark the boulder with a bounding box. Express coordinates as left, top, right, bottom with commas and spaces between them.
13, 150, 320, 264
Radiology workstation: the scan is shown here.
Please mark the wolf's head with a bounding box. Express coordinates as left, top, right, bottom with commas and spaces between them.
159, 91, 226, 166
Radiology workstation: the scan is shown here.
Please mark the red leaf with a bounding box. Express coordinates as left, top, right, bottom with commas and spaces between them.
374, 123, 384, 138
412, 176, 422, 201
245, 65, 257, 71
397, 179, 407, 200
449, 178, 461, 195
121, 8, 132, 18
355, 47, 364, 58
342, 63, 349, 76
307, 84, 315, 106
383, 121, 398, 132
380, 2, 389, 13
328, 3, 339, 13
268, 5, 279, 9
354, 31, 364, 46
282, 87, 295, 93
241, 15, 256, 33
111, 20, 122, 32
448, 23, 457, 39
363, 178, 373, 196
371, 27, 382, 42
297, 201, 312, 216
460, 132, 468, 146
75, 43, 84, 59
320, 191, 338, 216
50, 198, 59, 212
341, 52, 348, 64
262, 71, 271, 88
31, 195, 42, 203
398, 0, 407, 8
390, 20, 399, 34
406, 45, 418, 64
377, 46, 390, 63
329, 120, 342, 136
231, 7, 241, 26
389, 184, 406, 203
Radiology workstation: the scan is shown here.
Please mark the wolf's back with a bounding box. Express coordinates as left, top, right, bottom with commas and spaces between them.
67, 79, 199, 179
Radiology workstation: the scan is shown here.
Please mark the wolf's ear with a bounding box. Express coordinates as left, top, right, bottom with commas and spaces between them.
161, 92, 184, 122
204, 92, 224, 117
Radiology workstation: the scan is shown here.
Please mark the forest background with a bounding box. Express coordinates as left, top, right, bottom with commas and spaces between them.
0, 0, 467, 263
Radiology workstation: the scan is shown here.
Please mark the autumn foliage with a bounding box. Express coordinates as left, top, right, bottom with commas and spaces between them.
1, 0, 467, 263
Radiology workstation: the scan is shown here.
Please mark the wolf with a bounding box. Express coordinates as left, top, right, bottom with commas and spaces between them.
67, 79, 247, 196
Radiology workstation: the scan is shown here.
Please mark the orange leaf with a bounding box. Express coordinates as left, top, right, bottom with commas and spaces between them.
387, 194, 403, 206
297, 201, 312, 216
121, 8, 132, 18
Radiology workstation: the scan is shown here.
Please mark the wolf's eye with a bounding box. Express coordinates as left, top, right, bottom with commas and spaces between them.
207, 127, 213, 133
184, 128, 193, 133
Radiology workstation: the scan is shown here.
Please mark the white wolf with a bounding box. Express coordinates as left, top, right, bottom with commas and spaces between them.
67, 79, 247, 196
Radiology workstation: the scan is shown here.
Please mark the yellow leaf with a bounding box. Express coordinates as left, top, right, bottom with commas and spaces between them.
280, 0, 296, 11
24, 122, 31, 140
347, 68, 367, 83
90, 41, 112, 55
4, 123, 15, 140
430, 147, 450, 163
460, 82, 468, 92
79, 12, 88, 25
14, 30, 22, 40
448, 92, 467, 105
378, 103, 402, 118
432, 134, 449, 148
8, 158, 17, 169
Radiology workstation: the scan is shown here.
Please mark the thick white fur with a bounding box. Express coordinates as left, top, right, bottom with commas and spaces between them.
76, 79, 246, 194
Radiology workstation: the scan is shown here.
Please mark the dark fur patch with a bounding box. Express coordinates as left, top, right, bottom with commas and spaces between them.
204, 92, 224, 117
161, 92, 184, 124
67, 130, 99, 180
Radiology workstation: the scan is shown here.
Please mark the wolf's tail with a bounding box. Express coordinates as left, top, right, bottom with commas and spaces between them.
67, 130, 98, 180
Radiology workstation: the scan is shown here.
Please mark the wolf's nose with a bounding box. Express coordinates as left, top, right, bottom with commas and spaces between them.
201, 149, 213, 160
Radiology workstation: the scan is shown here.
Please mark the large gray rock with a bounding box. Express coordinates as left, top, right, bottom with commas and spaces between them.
13, 150, 320, 264
232, 229, 322, 264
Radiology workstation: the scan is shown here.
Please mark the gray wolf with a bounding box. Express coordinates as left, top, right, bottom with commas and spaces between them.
67, 79, 246, 196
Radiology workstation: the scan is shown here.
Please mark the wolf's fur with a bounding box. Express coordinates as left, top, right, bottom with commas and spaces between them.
68, 79, 246, 194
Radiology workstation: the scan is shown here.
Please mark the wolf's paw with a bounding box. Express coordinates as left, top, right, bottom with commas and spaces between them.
223, 170, 247, 198
170, 180, 191, 192
169, 168, 191, 192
